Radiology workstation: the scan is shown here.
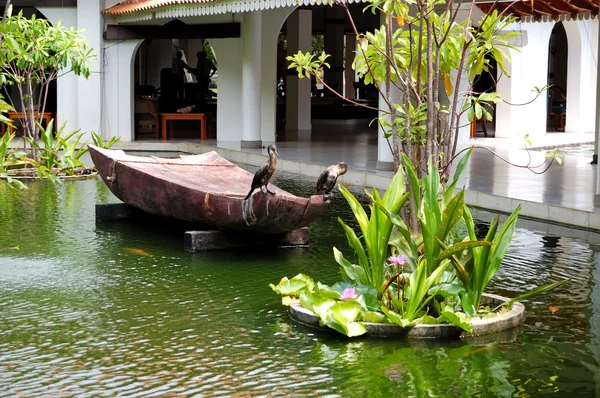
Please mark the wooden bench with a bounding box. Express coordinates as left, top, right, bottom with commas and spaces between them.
1, 111, 55, 136
161, 112, 207, 140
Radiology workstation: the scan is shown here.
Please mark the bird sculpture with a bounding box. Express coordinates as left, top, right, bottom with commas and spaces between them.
316, 162, 347, 200
245, 144, 280, 200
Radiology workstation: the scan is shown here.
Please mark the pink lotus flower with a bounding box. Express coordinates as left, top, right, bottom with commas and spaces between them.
340, 287, 359, 300
387, 255, 408, 266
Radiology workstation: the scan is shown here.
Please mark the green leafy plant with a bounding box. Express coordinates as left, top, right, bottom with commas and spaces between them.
91, 131, 120, 149
0, 6, 93, 159
271, 153, 566, 337
0, 131, 26, 189
334, 167, 410, 296
21, 119, 90, 181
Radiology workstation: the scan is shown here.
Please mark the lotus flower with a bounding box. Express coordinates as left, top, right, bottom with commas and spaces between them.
340, 287, 359, 300
387, 255, 408, 266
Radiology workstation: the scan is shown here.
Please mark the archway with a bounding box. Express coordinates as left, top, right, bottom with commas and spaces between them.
132, 37, 218, 141
275, 4, 380, 143
547, 22, 568, 132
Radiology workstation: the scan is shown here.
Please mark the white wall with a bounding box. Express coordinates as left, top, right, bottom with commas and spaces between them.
103, 40, 143, 142
260, 7, 294, 143
563, 19, 598, 134
496, 22, 553, 141
210, 38, 243, 142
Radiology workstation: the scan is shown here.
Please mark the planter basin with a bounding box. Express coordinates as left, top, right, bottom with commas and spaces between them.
289, 293, 525, 339
2, 169, 97, 181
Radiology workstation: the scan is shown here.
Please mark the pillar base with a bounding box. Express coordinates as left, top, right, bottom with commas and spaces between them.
377, 161, 395, 171
595, 195, 600, 208
591, 154, 598, 164
241, 140, 262, 149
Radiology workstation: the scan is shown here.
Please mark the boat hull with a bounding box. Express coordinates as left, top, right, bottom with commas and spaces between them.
89, 145, 330, 234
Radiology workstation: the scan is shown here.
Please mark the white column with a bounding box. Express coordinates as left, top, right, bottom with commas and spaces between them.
286, 9, 312, 132
594, 21, 600, 205
324, 7, 345, 97
76, 2, 104, 140
260, 8, 294, 144
453, 65, 473, 147
211, 38, 243, 143
37, 7, 78, 134
242, 12, 263, 148
377, 13, 396, 170
345, 35, 357, 100
103, 40, 143, 142
563, 20, 597, 135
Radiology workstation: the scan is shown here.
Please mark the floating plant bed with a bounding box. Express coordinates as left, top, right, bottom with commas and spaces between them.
2, 168, 97, 181
289, 293, 525, 339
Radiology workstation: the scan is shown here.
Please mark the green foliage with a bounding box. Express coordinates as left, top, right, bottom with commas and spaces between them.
0, 131, 26, 189
22, 119, 94, 181
0, 7, 94, 147
335, 167, 410, 295
286, 0, 520, 184
91, 131, 120, 149
274, 1, 566, 339
286, 51, 330, 79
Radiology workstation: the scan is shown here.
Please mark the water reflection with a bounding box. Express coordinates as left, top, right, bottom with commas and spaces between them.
0, 171, 598, 396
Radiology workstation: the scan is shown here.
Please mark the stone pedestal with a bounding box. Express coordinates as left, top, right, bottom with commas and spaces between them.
184, 227, 309, 252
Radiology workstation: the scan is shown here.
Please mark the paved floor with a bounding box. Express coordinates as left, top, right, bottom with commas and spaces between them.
111, 126, 600, 230
10, 124, 598, 230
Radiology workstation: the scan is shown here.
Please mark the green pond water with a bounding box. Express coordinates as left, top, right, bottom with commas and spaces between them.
0, 158, 599, 397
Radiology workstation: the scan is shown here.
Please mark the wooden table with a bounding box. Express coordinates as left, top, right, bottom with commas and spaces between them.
1, 111, 55, 136
161, 113, 207, 140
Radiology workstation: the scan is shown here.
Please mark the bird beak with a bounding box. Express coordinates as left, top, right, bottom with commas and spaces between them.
275, 149, 280, 157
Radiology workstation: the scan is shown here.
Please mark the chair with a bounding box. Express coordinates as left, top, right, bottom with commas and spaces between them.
135, 97, 160, 139
547, 86, 566, 131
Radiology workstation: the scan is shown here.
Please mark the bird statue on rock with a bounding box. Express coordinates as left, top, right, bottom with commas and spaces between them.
316, 162, 347, 200
245, 144, 280, 200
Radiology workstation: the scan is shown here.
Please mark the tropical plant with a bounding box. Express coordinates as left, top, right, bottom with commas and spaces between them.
91, 131, 120, 149
0, 6, 93, 159
21, 119, 90, 181
334, 167, 410, 296
271, 154, 566, 337
0, 131, 26, 188
286, 1, 560, 236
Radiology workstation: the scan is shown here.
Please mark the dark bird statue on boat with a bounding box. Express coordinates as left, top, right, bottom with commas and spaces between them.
316, 162, 347, 200
245, 144, 280, 200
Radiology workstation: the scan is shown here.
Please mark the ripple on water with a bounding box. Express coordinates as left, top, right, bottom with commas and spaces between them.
0, 175, 598, 396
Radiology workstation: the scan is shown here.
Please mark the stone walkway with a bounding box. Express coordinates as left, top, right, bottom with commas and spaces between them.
10, 127, 599, 231
110, 128, 600, 232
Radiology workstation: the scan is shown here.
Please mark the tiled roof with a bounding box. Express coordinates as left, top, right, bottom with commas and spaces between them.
479, 0, 598, 22
104, 0, 216, 16
104, 0, 599, 22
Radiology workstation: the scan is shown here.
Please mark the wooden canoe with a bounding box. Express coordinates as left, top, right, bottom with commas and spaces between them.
88, 145, 330, 234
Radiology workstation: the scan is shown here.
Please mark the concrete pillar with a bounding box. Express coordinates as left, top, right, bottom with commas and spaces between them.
260, 8, 294, 144
76, 2, 104, 140
563, 20, 598, 136
377, 14, 398, 170
286, 9, 312, 132
453, 64, 473, 147
345, 35, 357, 100
103, 40, 143, 142
594, 22, 600, 205
324, 7, 345, 97
241, 12, 263, 148
211, 38, 243, 142
37, 7, 78, 134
